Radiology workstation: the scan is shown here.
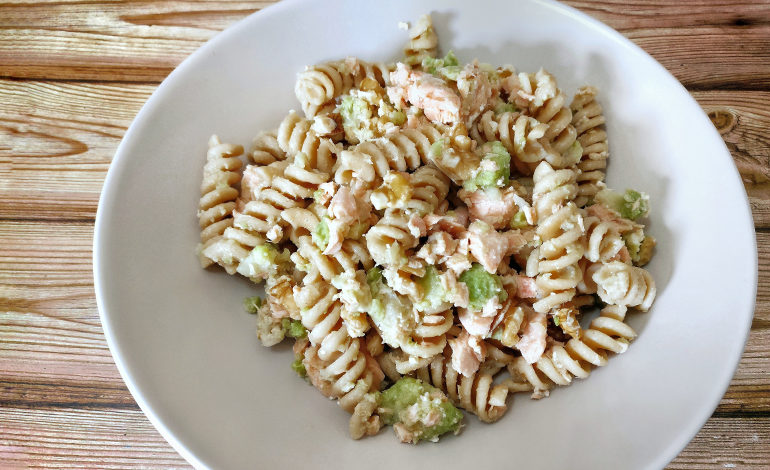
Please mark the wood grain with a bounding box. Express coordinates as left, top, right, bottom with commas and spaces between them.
1, 220, 769, 468
0, 1, 768, 89
2, 0, 768, 468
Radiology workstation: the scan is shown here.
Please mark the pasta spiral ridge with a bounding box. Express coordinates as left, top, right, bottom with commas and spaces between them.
277, 110, 337, 172
197, 135, 244, 271
583, 215, 625, 263
231, 160, 329, 244
571, 86, 609, 207
334, 125, 440, 190
531, 162, 584, 314
249, 130, 287, 165
294, 59, 395, 117
592, 261, 656, 311
400, 309, 454, 358
294, 277, 383, 413
366, 209, 419, 267
295, 235, 373, 282
404, 166, 451, 216
414, 351, 511, 423
404, 14, 439, 66
507, 305, 636, 397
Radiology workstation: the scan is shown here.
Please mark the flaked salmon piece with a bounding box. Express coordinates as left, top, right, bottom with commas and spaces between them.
467, 222, 528, 273
516, 311, 547, 364
459, 186, 520, 229
407, 214, 427, 238
608, 244, 632, 264
449, 329, 487, 377
514, 274, 540, 299
387, 62, 462, 124
416, 232, 458, 265
458, 295, 502, 337
324, 185, 372, 255
423, 207, 469, 237
457, 61, 497, 127
438, 268, 469, 309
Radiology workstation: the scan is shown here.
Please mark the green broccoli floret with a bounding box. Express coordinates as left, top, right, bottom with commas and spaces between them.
563, 140, 583, 166
313, 216, 330, 250
291, 357, 307, 378
494, 101, 518, 115
337, 94, 374, 143
463, 141, 511, 191
236, 243, 285, 281
389, 110, 407, 126
596, 188, 650, 221
379, 377, 463, 443
243, 296, 262, 314
459, 263, 507, 311
366, 267, 384, 296
312, 188, 325, 204
510, 210, 529, 229
430, 139, 445, 158
281, 318, 307, 339
422, 51, 462, 81
414, 266, 451, 312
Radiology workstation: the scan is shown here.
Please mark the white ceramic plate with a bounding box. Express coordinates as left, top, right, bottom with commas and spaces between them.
94, 0, 756, 468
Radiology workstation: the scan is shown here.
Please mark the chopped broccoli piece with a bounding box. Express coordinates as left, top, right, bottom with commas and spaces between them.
563, 140, 583, 166
553, 315, 560, 326
312, 188, 325, 204
463, 141, 511, 191
379, 377, 463, 443
422, 51, 461, 80
337, 94, 374, 143
236, 243, 283, 281
414, 266, 451, 312
243, 296, 262, 314
291, 357, 307, 378
366, 267, 384, 297
313, 216, 330, 250
510, 210, 529, 229
389, 110, 407, 126
459, 263, 507, 311
430, 139, 445, 158
494, 101, 518, 115
281, 318, 307, 339
596, 188, 650, 220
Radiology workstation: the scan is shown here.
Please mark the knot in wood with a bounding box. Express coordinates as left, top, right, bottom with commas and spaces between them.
708, 109, 737, 135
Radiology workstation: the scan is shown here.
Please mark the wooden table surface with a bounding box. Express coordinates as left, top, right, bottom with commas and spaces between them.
1, 1, 768, 468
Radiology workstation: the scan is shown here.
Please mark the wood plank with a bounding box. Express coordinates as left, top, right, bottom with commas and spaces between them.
2, 219, 769, 410
693, 90, 770, 229
0, 80, 153, 220
667, 417, 770, 469
0, 1, 768, 89
0, 407, 189, 469
2, 82, 768, 226
0, 407, 766, 469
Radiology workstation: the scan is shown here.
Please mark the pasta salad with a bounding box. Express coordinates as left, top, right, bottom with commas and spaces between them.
196, 14, 657, 444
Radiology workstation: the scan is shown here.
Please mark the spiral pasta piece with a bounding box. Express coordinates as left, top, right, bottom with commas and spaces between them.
405, 165, 451, 216
248, 130, 287, 165
294, 275, 383, 413
531, 162, 584, 314
294, 59, 395, 117
400, 309, 454, 359
592, 261, 656, 311
366, 209, 419, 267
197, 135, 244, 271
414, 351, 511, 423
507, 304, 636, 398
230, 159, 329, 245
295, 235, 373, 282
583, 215, 624, 263
571, 86, 609, 207
404, 14, 439, 66
277, 110, 337, 172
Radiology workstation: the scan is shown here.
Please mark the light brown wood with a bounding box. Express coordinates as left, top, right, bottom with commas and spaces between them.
1, 0, 768, 468
3, 82, 769, 228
